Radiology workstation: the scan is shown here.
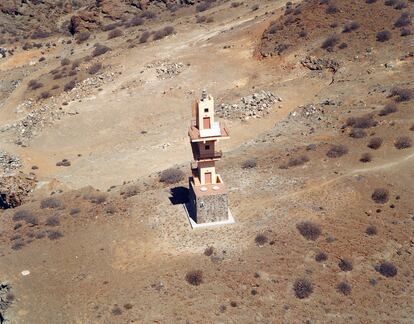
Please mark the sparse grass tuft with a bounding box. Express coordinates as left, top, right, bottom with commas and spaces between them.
326, 4, 339, 14
368, 137, 383, 150
293, 278, 313, 299
28, 79, 43, 90
11, 240, 25, 250
336, 282, 352, 295
159, 168, 185, 184
326, 145, 348, 158
255, 234, 268, 246
338, 258, 353, 272
394, 136, 412, 149
111, 307, 122, 316
371, 188, 389, 204
375, 261, 397, 277
40, 197, 62, 209
61, 58, 70, 66
185, 270, 203, 286
296, 221, 321, 241
315, 252, 328, 262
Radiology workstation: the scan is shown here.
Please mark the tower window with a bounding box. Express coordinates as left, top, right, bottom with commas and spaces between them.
204, 108, 209, 113
205, 145, 210, 150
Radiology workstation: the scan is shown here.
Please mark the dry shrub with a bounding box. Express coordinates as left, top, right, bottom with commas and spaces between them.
12, 210, 37, 225
255, 234, 268, 246
287, 155, 309, 167
338, 258, 353, 272
108, 28, 123, 39
346, 115, 377, 128
375, 261, 397, 277
83, 192, 107, 204
159, 168, 185, 184
38, 91, 51, 100
359, 153, 372, 163
61, 58, 70, 66
390, 87, 413, 102
76, 31, 90, 43
196, 2, 210, 12
196, 16, 207, 23
111, 307, 122, 315
11, 240, 25, 250
296, 221, 321, 241
293, 278, 313, 299
394, 1, 407, 9
47, 230, 63, 240
120, 185, 139, 198
64, 80, 76, 92
378, 104, 397, 116
326, 145, 348, 158
336, 282, 352, 295
343, 21, 360, 33
349, 128, 366, 138
185, 270, 203, 286
400, 28, 412, 36
376, 30, 391, 42
204, 246, 214, 256
321, 35, 340, 50
28, 79, 43, 90
128, 16, 144, 27
315, 252, 328, 262
102, 23, 118, 31
394, 136, 412, 149
368, 137, 383, 150
326, 4, 339, 13
365, 225, 377, 236
88, 63, 102, 75
241, 158, 257, 169
92, 44, 110, 57
46, 215, 60, 226
141, 10, 157, 19
69, 207, 81, 215
410, 124, 414, 131
139, 31, 151, 43
371, 188, 389, 203
105, 205, 117, 215
394, 13, 411, 27
41, 197, 62, 209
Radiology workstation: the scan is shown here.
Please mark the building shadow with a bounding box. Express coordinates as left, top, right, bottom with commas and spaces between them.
169, 186, 189, 205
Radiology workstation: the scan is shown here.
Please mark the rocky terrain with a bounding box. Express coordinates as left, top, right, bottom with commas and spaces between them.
0, 0, 413, 322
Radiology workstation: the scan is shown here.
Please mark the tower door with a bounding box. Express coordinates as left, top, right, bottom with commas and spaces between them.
205, 172, 212, 184
203, 117, 211, 129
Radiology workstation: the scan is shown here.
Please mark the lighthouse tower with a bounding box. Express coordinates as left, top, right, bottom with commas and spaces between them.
188, 90, 231, 224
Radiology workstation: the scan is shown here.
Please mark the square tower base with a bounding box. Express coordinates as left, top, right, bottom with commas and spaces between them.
188, 178, 230, 224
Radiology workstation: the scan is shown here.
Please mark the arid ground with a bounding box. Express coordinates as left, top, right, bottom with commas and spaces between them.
0, 0, 413, 323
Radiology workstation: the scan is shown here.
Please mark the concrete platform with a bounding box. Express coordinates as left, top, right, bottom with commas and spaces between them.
183, 203, 235, 229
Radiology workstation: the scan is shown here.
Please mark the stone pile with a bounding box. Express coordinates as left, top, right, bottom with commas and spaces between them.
156, 62, 185, 79
0, 172, 37, 208
0, 150, 21, 176
2, 71, 115, 145
216, 90, 281, 120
